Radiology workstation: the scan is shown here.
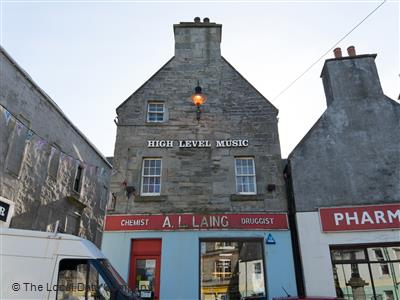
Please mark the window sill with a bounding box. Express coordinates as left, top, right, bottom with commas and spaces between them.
135, 195, 167, 202
71, 189, 81, 198
230, 194, 264, 201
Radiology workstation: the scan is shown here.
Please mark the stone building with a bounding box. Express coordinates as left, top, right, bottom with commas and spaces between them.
0, 46, 112, 246
285, 47, 400, 298
102, 18, 297, 300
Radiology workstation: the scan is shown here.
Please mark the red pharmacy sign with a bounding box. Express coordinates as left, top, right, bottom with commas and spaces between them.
319, 204, 400, 232
104, 213, 288, 231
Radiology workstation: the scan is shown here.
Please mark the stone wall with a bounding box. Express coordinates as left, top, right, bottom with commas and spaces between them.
110, 19, 287, 215
0, 47, 111, 246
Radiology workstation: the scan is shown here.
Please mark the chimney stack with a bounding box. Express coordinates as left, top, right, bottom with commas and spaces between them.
333, 47, 342, 59
347, 46, 356, 57
173, 18, 222, 61
321, 47, 383, 106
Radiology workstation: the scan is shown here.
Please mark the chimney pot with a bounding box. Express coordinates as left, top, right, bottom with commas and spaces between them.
203, 17, 210, 23
347, 46, 356, 57
333, 47, 342, 58
194, 17, 201, 23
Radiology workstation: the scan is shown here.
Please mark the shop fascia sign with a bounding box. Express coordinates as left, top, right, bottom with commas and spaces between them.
319, 203, 400, 232
147, 139, 249, 148
104, 213, 288, 231
0, 196, 15, 228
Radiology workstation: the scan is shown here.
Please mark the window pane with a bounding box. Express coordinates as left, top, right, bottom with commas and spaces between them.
201, 240, 266, 300
370, 262, 400, 297
135, 259, 156, 298
331, 249, 366, 262
155, 160, 161, 168
368, 247, 400, 262
57, 259, 88, 300
148, 113, 157, 121
333, 263, 374, 300
143, 166, 150, 176
144, 160, 150, 168
148, 185, 154, 193
87, 263, 111, 300
248, 177, 255, 192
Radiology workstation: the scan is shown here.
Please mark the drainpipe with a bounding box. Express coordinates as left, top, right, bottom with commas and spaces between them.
284, 160, 306, 297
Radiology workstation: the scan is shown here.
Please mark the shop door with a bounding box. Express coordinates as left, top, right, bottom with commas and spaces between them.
129, 239, 161, 300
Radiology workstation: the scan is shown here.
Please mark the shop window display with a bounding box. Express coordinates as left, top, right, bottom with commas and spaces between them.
331, 245, 400, 300
200, 240, 266, 300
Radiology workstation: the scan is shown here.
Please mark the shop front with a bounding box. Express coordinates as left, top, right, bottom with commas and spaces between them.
296, 204, 400, 299
102, 213, 297, 300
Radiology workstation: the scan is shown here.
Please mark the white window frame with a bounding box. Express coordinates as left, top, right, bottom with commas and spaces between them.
147, 102, 165, 123
141, 158, 162, 196
234, 157, 257, 195
214, 259, 232, 279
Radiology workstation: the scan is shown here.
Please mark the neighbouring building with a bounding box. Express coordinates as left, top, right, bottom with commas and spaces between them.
102, 18, 297, 300
285, 47, 400, 298
0, 46, 112, 246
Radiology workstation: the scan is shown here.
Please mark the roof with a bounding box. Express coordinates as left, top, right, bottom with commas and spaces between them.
0, 46, 112, 169
116, 56, 278, 115
0, 227, 83, 240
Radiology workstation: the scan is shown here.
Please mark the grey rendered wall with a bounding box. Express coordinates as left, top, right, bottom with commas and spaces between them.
288, 55, 400, 212
0, 49, 111, 246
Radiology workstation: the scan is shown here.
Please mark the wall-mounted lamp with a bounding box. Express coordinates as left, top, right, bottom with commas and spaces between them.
191, 82, 207, 121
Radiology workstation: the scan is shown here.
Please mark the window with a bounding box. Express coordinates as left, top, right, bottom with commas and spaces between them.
73, 165, 84, 193
57, 259, 112, 300
330, 244, 400, 300
48, 145, 61, 179
200, 240, 266, 299
141, 158, 162, 195
235, 157, 256, 194
215, 259, 231, 279
373, 248, 389, 275
6, 118, 29, 176
100, 186, 108, 211
215, 241, 234, 250
254, 262, 262, 274
64, 212, 81, 236
107, 192, 117, 211
385, 291, 394, 300
147, 102, 164, 122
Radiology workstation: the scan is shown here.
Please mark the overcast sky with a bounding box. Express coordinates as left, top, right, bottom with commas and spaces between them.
1, 0, 398, 158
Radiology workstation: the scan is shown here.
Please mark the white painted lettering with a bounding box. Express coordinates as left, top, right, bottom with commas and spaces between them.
216, 139, 249, 148
192, 216, 199, 228
221, 216, 229, 227
200, 216, 208, 227
211, 216, 220, 227
0, 207, 5, 217
334, 213, 344, 225
374, 211, 387, 224
361, 211, 374, 224
387, 209, 400, 223
162, 216, 172, 228
345, 212, 359, 225
216, 140, 225, 147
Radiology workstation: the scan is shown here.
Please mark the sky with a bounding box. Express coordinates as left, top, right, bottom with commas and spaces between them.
1, 0, 399, 158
